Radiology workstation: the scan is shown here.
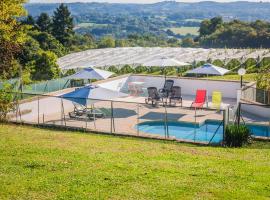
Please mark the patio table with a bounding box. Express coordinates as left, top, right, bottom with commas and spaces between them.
129, 82, 145, 96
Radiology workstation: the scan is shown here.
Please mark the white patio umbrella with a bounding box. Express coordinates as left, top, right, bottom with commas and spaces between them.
186, 63, 230, 106
143, 57, 189, 67
65, 67, 114, 80
61, 85, 128, 106
186, 63, 229, 76
143, 57, 190, 79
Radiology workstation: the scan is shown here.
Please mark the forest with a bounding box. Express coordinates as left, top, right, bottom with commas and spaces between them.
25, 1, 270, 39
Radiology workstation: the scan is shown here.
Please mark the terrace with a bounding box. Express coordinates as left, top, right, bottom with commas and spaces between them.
10, 74, 270, 145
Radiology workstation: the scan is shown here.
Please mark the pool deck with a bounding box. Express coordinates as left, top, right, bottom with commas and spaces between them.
10, 90, 268, 140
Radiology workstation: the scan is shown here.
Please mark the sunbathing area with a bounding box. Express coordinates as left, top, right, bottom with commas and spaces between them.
10, 69, 270, 144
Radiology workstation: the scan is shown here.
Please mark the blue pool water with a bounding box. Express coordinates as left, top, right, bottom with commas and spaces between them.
137, 121, 269, 144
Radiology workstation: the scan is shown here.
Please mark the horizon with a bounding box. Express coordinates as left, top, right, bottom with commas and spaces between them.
29, 0, 270, 4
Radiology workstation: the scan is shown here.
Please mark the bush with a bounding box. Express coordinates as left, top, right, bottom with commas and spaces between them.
225, 124, 251, 147
119, 65, 134, 74
0, 84, 14, 122
135, 66, 148, 74
108, 66, 119, 74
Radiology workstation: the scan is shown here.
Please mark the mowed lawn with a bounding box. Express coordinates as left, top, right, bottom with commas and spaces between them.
169, 27, 199, 36
0, 124, 269, 200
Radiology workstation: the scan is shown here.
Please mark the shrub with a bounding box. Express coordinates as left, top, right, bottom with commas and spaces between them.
0, 84, 14, 122
225, 124, 251, 147
119, 65, 134, 74
135, 66, 148, 74
108, 66, 119, 74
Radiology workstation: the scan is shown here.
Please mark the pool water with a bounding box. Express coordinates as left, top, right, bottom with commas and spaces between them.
137, 121, 269, 144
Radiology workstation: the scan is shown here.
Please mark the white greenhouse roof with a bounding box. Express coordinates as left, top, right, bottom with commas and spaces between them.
57, 47, 270, 70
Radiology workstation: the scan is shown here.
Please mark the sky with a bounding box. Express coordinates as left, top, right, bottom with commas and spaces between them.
29, 0, 270, 4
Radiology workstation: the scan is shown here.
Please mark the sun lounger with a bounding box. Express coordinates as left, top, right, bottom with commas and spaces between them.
69, 111, 94, 121
191, 89, 206, 109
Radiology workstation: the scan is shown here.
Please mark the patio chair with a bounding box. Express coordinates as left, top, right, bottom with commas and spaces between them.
191, 89, 207, 109
169, 86, 183, 106
145, 87, 161, 106
159, 79, 174, 98
212, 91, 222, 111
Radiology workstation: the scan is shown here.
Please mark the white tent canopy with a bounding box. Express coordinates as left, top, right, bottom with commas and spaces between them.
143, 57, 190, 67
186, 63, 229, 76
65, 67, 114, 80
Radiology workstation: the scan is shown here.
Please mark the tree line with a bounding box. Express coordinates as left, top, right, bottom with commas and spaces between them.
196, 17, 270, 48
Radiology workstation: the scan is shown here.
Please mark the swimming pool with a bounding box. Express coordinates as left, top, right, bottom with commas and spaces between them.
137, 121, 269, 144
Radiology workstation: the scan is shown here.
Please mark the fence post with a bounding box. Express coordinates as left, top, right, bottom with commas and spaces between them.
237, 102, 242, 126
223, 109, 226, 146
137, 104, 139, 136
60, 97, 66, 127
194, 107, 197, 142
38, 96, 40, 125
110, 101, 115, 133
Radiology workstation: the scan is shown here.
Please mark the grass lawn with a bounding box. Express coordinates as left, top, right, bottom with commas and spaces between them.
207, 73, 257, 82
169, 27, 199, 36
0, 124, 269, 199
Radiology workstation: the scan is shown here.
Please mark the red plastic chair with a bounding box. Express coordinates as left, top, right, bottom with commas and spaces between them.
191, 90, 207, 109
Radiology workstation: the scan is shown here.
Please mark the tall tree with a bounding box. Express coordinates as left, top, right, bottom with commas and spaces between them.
36, 13, 52, 33
0, 0, 27, 79
51, 4, 74, 46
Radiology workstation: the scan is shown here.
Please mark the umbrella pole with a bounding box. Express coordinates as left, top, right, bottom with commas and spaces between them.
207, 74, 209, 108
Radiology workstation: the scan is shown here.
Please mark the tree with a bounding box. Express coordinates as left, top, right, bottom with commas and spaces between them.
23, 15, 36, 28
0, 0, 27, 79
52, 4, 74, 46
98, 36, 115, 48
32, 50, 60, 81
31, 31, 67, 57
0, 84, 14, 122
181, 38, 196, 47
37, 13, 52, 33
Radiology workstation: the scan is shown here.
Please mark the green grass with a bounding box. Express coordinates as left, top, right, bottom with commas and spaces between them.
183, 19, 203, 23
169, 27, 199, 36
74, 23, 108, 30
0, 124, 269, 199
207, 73, 257, 82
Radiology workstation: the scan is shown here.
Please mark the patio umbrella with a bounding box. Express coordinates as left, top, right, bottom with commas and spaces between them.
65, 67, 114, 80
143, 57, 189, 68
143, 57, 190, 79
61, 85, 128, 106
186, 63, 229, 76
186, 63, 230, 106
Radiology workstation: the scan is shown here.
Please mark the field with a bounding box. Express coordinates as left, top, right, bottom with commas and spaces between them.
207, 73, 257, 82
0, 124, 269, 199
74, 22, 108, 30
169, 27, 199, 36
